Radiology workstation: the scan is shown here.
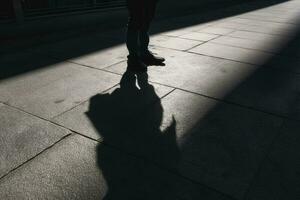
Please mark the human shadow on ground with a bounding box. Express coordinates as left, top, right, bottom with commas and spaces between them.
86, 69, 180, 199
86, 15, 300, 199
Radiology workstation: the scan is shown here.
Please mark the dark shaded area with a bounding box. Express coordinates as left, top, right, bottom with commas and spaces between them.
174, 25, 300, 199
22, 0, 126, 18
0, 0, 298, 199
0, 0, 14, 19
85, 7, 300, 200
87, 71, 180, 199
1, 0, 291, 80
86, 70, 235, 199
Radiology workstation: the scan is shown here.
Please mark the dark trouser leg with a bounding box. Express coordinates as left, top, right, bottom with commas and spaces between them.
139, 29, 150, 56
126, 0, 143, 58
139, 2, 157, 56
126, 26, 139, 57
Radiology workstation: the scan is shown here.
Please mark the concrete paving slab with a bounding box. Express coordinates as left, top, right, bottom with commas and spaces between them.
179, 32, 220, 42
226, 67, 300, 120
227, 18, 297, 30
213, 21, 247, 30
53, 72, 174, 140
0, 134, 231, 200
0, 103, 70, 178
252, 13, 297, 21
152, 16, 213, 33
210, 36, 285, 53
69, 45, 127, 69
246, 120, 300, 200
54, 88, 283, 200
1, 1, 300, 199
189, 42, 273, 65
0, 61, 120, 119
146, 89, 283, 199
266, 56, 300, 74
240, 11, 297, 20
0, 134, 108, 200
236, 14, 297, 24
228, 30, 284, 41
106, 47, 257, 99
32, 35, 127, 69
196, 27, 235, 35
212, 22, 293, 36
1, 51, 61, 81
277, 37, 300, 59
161, 27, 197, 37
150, 35, 202, 51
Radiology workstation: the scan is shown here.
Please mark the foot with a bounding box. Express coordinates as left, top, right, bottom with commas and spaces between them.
127, 55, 147, 73
141, 51, 165, 66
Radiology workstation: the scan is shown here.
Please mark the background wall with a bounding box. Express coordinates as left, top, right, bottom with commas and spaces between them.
156, 0, 245, 17
1, 0, 260, 42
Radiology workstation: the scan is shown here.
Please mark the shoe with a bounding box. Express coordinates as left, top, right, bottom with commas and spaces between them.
141, 51, 165, 66
127, 55, 147, 72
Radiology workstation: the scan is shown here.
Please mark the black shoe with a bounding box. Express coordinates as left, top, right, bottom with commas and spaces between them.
141, 51, 165, 66
127, 56, 147, 72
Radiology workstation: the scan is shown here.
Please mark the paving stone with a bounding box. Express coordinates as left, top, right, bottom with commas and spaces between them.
1, 51, 60, 81
239, 12, 295, 21
255, 13, 297, 21
228, 30, 285, 41
33, 35, 127, 69
152, 16, 213, 33
266, 56, 300, 74
237, 15, 295, 24
226, 67, 300, 120
196, 27, 235, 35
212, 21, 291, 37
179, 32, 220, 42
0, 134, 231, 200
227, 18, 297, 30
0, 103, 70, 178
210, 36, 285, 53
54, 89, 283, 200
161, 27, 196, 37
106, 47, 258, 99
2, 1, 300, 199
150, 35, 202, 51
53, 71, 174, 140
0, 135, 107, 200
148, 89, 283, 199
189, 42, 273, 65
0, 61, 120, 119
69, 44, 127, 69
276, 34, 300, 59
226, 25, 295, 37
213, 22, 294, 36
246, 121, 300, 200
214, 22, 247, 30
161, 29, 190, 37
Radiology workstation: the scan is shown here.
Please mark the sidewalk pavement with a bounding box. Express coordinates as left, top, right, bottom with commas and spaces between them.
1, 0, 300, 199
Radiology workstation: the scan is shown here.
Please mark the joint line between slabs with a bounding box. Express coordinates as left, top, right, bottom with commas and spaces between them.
0, 133, 72, 182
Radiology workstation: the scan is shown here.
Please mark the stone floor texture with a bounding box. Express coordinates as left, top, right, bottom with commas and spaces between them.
1, 0, 300, 199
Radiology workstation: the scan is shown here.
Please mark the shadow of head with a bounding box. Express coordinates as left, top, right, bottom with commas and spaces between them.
86, 68, 179, 199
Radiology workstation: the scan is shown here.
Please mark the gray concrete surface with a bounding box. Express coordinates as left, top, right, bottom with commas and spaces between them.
1, 0, 300, 199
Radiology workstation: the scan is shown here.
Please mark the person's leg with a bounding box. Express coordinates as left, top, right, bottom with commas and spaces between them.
139, 1, 156, 56
126, 26, 139, 58
126, 0, 141, 58
139, 1, 165, 65
126, 0, 147, 71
